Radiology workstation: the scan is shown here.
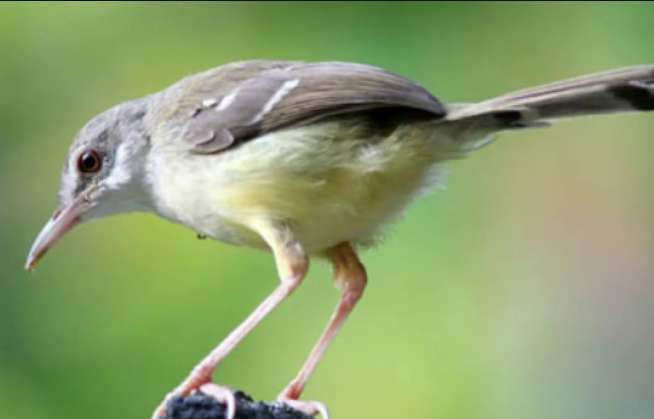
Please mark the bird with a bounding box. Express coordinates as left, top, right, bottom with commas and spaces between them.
25, 60, 654, 419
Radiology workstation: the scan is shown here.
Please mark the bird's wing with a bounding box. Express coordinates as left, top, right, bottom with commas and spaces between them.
168, 61, 446, 154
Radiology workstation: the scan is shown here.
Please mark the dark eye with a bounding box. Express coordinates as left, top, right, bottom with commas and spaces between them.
77, 150, 102, 174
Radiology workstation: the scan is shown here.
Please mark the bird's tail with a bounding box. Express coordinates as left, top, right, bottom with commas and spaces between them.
445, 66, 654, 131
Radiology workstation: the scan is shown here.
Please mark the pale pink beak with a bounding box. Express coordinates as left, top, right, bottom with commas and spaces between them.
25, 199, 85, 272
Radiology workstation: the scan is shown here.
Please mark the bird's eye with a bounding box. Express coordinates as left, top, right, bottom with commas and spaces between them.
77, 150, 102, 174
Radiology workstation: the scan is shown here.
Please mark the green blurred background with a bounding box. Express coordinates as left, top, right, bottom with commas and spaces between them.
1, 2, 653, 419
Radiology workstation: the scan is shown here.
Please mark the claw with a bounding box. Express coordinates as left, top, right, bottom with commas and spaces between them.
279, 399, 330, 419
199, 383, 237, 419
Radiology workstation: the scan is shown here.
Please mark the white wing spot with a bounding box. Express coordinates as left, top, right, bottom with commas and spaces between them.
252, 79, 300, 123
202, 99, 218, 108
216, 90, 239, 111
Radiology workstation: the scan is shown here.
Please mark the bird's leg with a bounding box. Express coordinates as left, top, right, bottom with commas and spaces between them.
152, 222, 308, 419
277, 242, 367, 417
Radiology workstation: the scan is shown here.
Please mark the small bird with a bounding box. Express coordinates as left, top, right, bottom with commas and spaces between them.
25, 60, 654, 419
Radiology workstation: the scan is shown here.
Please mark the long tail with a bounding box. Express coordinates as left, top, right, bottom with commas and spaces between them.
445, 66, 654, 131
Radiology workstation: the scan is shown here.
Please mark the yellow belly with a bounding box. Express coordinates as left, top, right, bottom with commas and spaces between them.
152, 117, 448, 254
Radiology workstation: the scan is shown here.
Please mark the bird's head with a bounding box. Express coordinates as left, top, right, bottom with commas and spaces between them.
25, 100, 151, 271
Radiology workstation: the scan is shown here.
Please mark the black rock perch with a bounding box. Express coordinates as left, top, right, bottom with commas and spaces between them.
163, 391, 314, 419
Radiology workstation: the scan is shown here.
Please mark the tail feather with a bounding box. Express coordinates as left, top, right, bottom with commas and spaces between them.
445, 66, 654, 130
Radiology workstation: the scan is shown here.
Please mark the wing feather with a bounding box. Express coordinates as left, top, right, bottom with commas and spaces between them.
163, 61, 445, 154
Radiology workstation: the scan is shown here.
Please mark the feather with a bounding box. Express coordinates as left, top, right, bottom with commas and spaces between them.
445, 65, 654, 130
161, 61, 445, 154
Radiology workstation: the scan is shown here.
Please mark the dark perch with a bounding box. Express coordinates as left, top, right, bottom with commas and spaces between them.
163, 391, 313, 419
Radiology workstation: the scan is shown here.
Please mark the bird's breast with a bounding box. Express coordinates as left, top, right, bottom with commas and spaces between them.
147, 119, 452, 253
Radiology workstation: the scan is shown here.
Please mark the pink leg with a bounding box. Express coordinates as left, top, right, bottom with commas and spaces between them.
152, 224, 308, 419
278, 243, 367, 415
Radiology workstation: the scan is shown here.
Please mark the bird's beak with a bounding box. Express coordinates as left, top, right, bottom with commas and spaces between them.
25, 197, 86, 272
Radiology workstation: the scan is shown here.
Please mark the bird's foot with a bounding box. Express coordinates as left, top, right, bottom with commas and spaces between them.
199, 383, 237, 419
151, 381, 237, 419
277, 385, 329, 418
277, 399, 329, 419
